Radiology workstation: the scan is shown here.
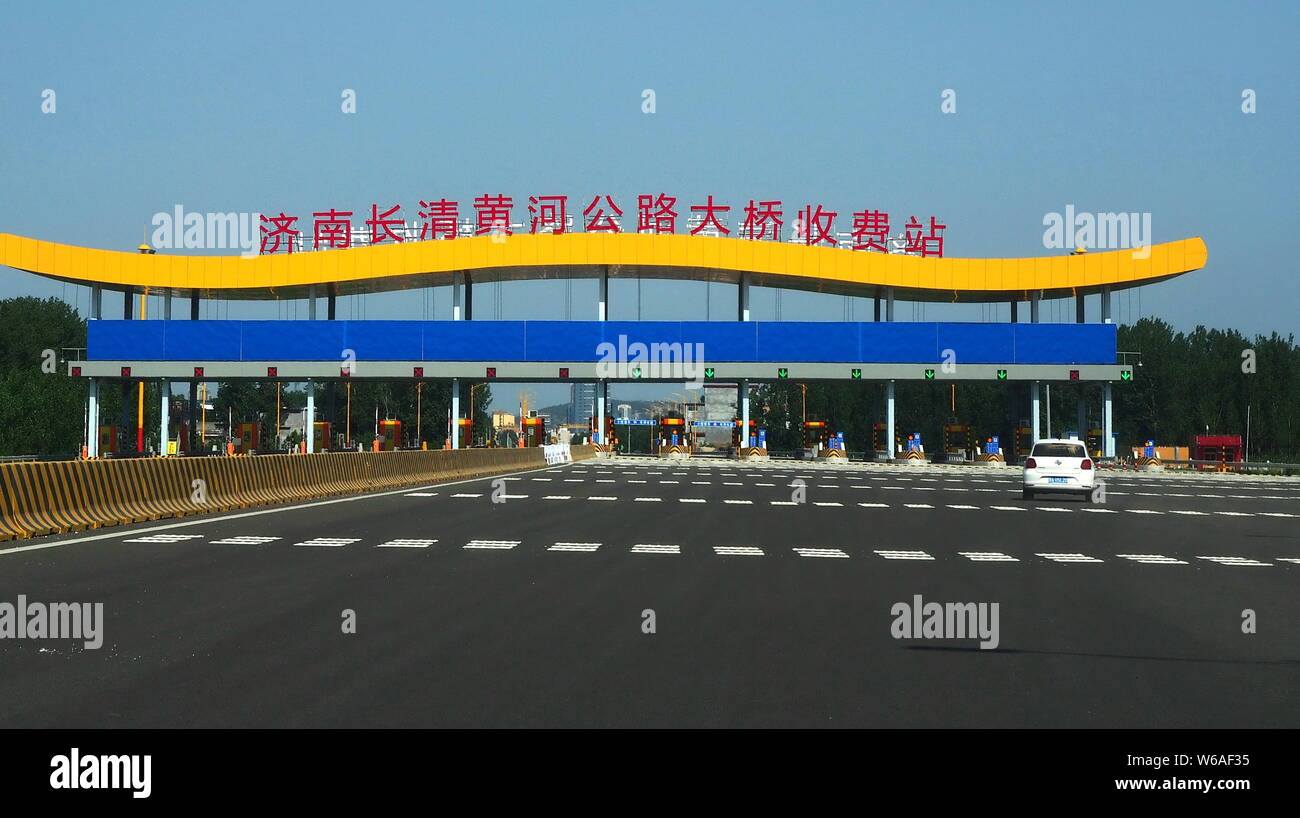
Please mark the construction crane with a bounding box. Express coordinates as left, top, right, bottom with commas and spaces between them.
516, 388, 537, 433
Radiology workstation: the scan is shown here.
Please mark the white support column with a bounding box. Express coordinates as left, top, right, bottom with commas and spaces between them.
1030, 381, 1042, 443
596, 383, 606, 446
86, 378, 99, 457
740, 379, 750, 447
1102, 382, 1114, 457
452, 273, 463, 320
1101, 286, 1113, 323
886, 380, 896, 455
160, 381, 170, 455
305, 382, 316, 453
308, 285, 317, 320
451, 378, 460, 449
885, 287, 895, 322
599, 266, 609, 321
738, 273, 750, 321
1030, 291, 1041, 323
91, 285, 103, 320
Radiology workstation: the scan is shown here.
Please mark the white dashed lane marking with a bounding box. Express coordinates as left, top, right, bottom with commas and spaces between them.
631, 543, 680, 554
793, 547, 850, 559
124, 534, 205, 543
550, 542, 601, 552
294, 538, 361, 547
714, 546, 765, 556
405, 492, 438, 497
875, 550, 934, 560
377, 539, 437, 548
210, 536, 281, 545
451, 493, 482, 498
1037, 553, 1105, 563
960, 552, 1020, 562
1197, 556, 1271, 567
1117, 554, 1188, 565
464, 540, 519, 550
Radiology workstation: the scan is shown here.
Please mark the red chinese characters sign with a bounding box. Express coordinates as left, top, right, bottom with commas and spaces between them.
259, 195, 946, 257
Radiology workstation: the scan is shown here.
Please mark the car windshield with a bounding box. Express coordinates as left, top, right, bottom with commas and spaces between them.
1032, 442, 1086, 458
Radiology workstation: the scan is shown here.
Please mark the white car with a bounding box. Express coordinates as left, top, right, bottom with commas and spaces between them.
1022, 438, 1095, 500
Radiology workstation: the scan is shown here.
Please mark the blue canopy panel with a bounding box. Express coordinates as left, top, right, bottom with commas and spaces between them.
87, 320, 1117, 365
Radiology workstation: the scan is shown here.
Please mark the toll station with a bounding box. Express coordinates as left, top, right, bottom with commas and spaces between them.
0, 231, 1207, 460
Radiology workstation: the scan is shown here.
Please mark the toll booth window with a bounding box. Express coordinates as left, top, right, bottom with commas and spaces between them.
1030, 442, 1086, 458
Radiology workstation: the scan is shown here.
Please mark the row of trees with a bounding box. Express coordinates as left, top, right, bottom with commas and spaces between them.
0, 296, 1294, 460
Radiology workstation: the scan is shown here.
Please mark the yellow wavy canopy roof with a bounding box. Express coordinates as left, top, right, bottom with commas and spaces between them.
0, 231, 1206, 303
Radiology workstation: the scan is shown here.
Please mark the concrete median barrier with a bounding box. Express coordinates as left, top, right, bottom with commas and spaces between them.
0, 444, 596, 543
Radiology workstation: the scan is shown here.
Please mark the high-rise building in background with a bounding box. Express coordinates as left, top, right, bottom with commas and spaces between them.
570, 382, 598, 424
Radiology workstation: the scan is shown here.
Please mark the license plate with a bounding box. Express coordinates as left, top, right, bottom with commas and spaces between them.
1049, 477, 1069, 484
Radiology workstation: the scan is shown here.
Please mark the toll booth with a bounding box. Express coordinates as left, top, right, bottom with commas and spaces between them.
803, 419, 830, 450
1085, 428, 1104, 458
942, 424, 972, 460
98, 425, 118, 455
872, 423, 888, 453
312, 422, 331, 452
455, 417, 473, 447
590, 415, 616, 447
658, 415, 687, 451
378, 419, 402, 451
234, 422, 260, 454
521, 416, 545, 447
1191, 434, 1243, 465
1014, 426, 1034, 458
732, 418, 756, 448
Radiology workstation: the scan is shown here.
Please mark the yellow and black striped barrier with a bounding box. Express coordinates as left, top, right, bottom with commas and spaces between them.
0, 445, 596, 543
894, 450, 928, 463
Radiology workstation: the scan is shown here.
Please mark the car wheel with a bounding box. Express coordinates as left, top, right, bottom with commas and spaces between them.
1022, 488, 1033, 500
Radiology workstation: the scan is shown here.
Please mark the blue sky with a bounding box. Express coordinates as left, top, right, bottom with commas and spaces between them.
1, 0, 1296, 408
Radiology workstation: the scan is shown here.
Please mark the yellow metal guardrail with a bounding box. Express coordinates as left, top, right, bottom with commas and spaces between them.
0, 445, 596, 542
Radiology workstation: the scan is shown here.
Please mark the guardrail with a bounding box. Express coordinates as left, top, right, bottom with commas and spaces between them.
0, 444, 595, 543
1113, 457, 1300, 476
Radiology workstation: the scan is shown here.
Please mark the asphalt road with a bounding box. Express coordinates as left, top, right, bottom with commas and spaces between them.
1, 455, 1297, 727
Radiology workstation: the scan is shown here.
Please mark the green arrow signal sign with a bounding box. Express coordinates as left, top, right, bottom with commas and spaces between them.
997, 369, 1008, 380
1120, 370, 1132, 381
704, 367, 715, 379
851, 368, 862, 379
924, 369, 936, 380
777, 368, 789, 379
631, 366, 642, 378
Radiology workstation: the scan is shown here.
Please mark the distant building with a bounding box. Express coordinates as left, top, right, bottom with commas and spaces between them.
492, 410, 516, 430
570, 382, 597, 424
